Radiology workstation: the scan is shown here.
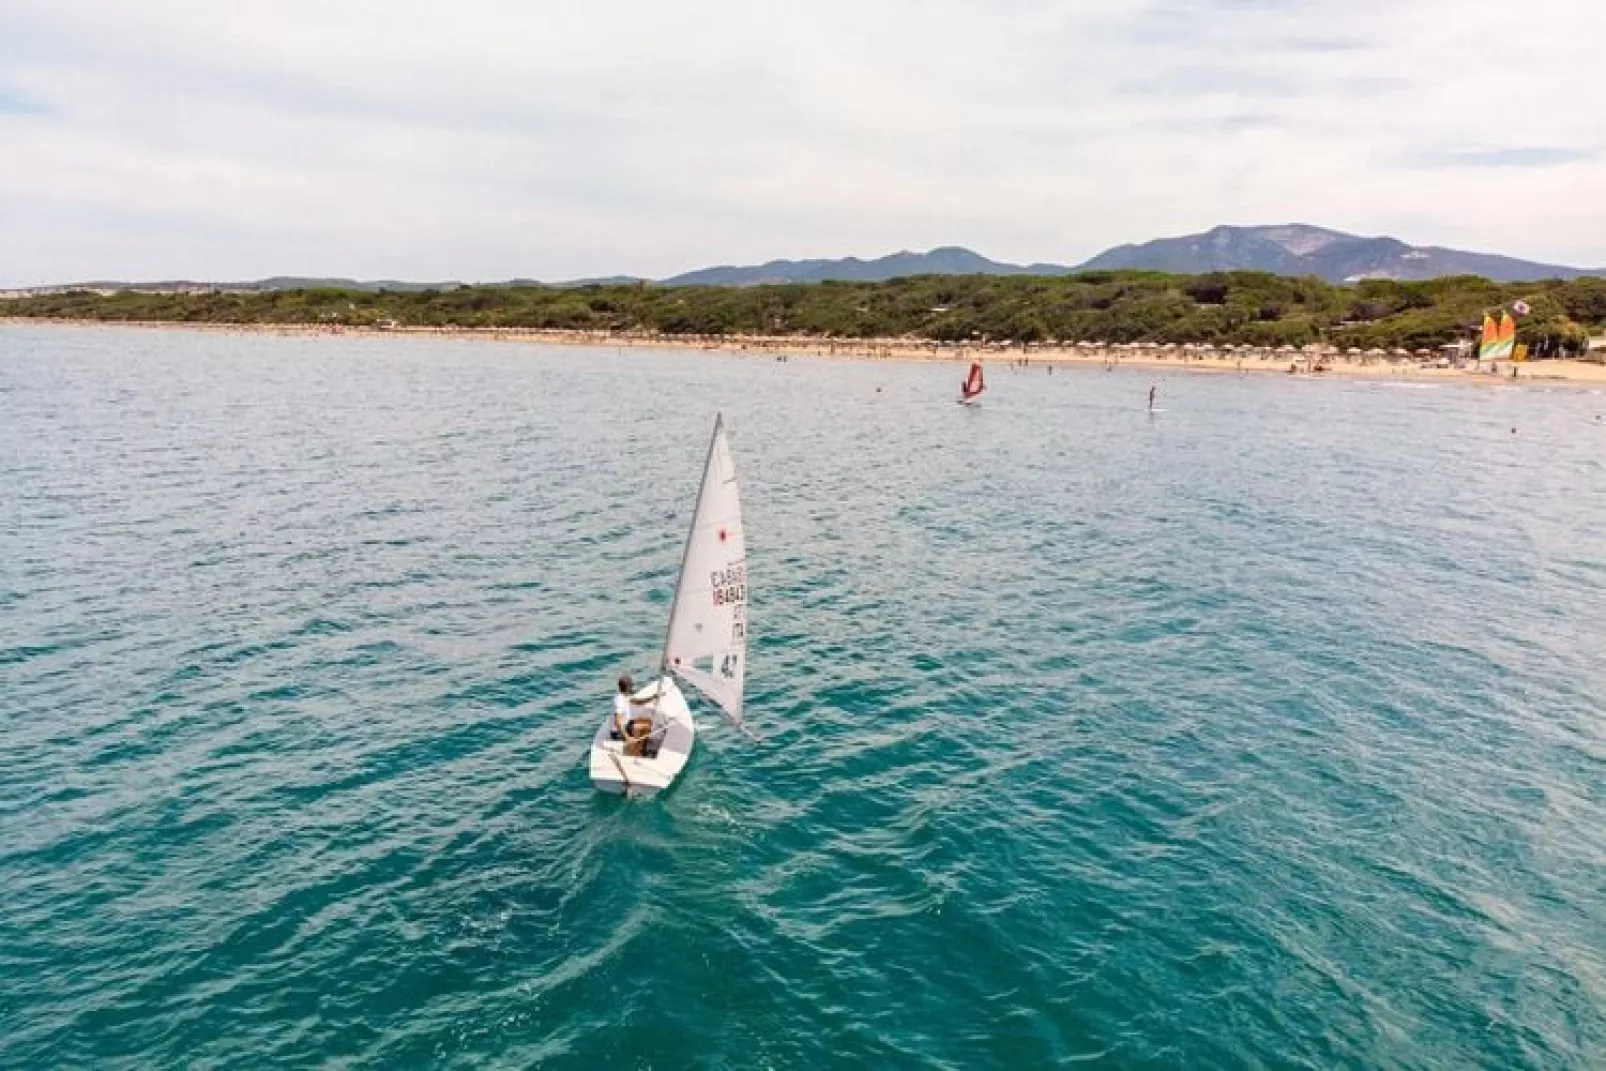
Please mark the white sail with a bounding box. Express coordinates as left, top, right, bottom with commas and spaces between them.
662, 414, 747, 728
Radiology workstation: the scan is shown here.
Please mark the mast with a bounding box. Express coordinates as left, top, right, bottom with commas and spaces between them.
657, 412, 725, 680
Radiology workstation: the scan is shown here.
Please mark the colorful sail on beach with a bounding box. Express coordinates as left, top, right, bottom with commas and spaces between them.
1478, 313, 1499, 360
1478, 311, 1517, 362
1494, 310, 1516, 361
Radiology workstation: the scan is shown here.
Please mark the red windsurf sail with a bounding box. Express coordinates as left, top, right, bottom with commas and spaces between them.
961, 361, 985, 400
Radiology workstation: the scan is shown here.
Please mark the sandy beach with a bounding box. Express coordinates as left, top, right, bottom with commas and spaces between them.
6, 316, 1605, 387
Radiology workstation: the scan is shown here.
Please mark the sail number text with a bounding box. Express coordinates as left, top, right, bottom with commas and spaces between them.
710, 563, 747, 608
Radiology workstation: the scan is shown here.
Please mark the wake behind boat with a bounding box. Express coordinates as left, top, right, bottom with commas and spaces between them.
589, 413, 752, 798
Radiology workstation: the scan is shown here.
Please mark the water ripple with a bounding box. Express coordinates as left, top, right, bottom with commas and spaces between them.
2, 326, 1603, 1068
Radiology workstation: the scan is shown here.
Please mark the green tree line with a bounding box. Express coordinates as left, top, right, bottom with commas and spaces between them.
8, 272, 1606, 355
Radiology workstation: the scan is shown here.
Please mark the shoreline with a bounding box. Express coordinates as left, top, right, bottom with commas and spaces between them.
6, 316, 1605, 387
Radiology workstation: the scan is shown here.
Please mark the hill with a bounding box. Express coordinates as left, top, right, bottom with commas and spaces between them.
662, 246, 1072, 286
668, 226, 1601, 286
10, 227, 1599, 296
1076, 225, 1598, 283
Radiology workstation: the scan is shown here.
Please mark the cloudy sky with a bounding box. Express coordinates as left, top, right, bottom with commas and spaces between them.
2, 0, 1602, 285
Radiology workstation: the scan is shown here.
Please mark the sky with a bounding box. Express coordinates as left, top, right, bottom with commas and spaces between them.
2, 0, 1603, 285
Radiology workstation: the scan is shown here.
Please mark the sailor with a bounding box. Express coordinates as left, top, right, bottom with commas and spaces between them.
614, 675, 657, 756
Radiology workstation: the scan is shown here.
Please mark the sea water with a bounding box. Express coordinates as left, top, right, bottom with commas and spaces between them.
2, 326, 1603, 1068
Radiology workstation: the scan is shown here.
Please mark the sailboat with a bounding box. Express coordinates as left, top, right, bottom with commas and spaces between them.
1494, 310, 1517, 361
958, 360, 985, 405
589, 414, 749, 798
1479, 310, 1516, 365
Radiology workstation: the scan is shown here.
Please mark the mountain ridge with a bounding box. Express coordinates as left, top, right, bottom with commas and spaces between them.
668, 226, 1602, 285
662, 246, 1075, 286
11, 225, 1600, 294
1073, 225, 1600, 283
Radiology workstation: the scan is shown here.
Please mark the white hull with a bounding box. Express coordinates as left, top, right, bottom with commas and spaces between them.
589, 677, 696, 797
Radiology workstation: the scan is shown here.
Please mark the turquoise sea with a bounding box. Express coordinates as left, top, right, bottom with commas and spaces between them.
2, 325, 1603, 1068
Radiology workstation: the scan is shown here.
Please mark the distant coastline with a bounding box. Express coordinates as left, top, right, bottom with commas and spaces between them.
4, 271, 1605, 365
8, 315, 1605, 387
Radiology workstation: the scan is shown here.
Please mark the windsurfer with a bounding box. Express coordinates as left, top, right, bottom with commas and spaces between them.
960, 361, 985, 401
